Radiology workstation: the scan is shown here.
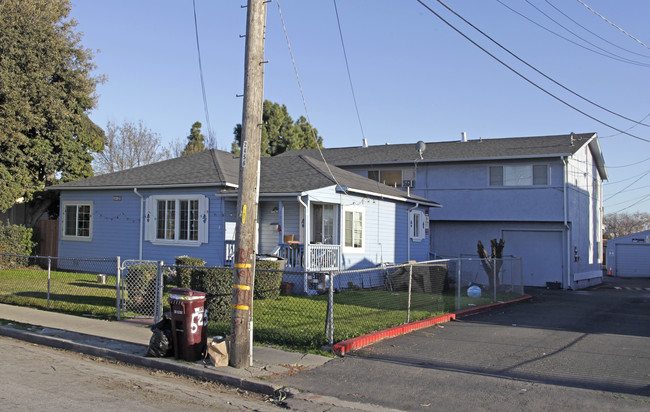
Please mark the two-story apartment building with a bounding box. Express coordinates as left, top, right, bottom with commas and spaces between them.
280, 133, 608, 289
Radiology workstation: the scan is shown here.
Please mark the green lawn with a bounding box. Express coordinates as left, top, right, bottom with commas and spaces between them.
1, 266, 520, 351
0, 267, 118, 318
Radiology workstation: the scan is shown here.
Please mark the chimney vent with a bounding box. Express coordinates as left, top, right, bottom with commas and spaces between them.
461, 132, 467, 142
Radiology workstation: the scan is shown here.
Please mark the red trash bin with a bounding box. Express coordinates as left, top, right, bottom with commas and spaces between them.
168, 288, 209, 361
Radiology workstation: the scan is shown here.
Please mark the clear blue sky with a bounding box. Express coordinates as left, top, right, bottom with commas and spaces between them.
69, 0, 650, 215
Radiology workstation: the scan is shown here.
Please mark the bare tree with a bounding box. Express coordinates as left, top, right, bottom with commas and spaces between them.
604, 212, 650, 239
93, 120, 169, 174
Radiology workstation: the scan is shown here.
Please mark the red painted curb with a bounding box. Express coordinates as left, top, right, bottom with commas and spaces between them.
331, 294, 533, 356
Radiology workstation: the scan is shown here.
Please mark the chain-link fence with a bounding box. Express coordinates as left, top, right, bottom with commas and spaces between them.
119, 260, 164, 322
0, 253, 523, 350
0, 253, 119, 319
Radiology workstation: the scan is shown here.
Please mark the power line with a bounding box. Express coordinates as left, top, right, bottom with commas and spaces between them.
604, 169, 650, 201
333, 0, 366, 141
576, 0, 650, 50
607, 157, 650, 168
442, 0, 650, 128
605, 168, 650, 185
544, 0, 650, 60
275, 0, 348, 194
608, 194, 650, 213
192, 0, 215, 148
522, 0, 650, 66
416, 0, 650, 143
496, 0, 650, 67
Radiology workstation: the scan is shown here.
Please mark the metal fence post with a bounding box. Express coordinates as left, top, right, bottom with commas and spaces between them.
47, 257, 51, 310
407, 264, 413, 324
493, 259, 498, 303
116, 256, 121, 321
457, 258, 462, 311
328, 271, 334, 346
154, 261, 164, 325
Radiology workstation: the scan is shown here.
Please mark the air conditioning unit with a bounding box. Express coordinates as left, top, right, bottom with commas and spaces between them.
402, 180, 415, 187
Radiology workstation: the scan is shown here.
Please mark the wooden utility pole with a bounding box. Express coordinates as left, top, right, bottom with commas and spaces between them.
230, 0, 267, 368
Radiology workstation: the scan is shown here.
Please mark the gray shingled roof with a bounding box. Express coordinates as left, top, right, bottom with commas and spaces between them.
52, 150, 240, 189
278, 133, 595, 164
260, 155, 438, 206
278, 132, 607, 180
51, 149, 438, 206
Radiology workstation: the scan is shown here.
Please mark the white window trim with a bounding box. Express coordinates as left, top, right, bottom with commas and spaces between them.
61, 200, 93, 242
489, 164, 549, 187
409, 210, 426, 242
341, 205, 365, 253
145, 194, 209, 246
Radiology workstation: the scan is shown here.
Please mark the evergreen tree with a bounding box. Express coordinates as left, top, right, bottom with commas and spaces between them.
181, 121, 206, 156
232, 100, 323, 156
0, 0, 104, 212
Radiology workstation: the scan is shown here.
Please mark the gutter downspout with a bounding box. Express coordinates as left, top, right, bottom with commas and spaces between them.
407, 202, 420, 261
562, 157, 571, 290
133, 188, 144, 260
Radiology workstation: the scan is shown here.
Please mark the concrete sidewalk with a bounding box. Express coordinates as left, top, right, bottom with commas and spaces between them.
0, 303, 395, 411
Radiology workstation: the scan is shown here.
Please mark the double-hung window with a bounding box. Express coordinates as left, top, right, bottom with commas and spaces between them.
489, 165, 548, 186
146, 195, 208, 245
342, 206, 364, 252
61, 201, 93, 241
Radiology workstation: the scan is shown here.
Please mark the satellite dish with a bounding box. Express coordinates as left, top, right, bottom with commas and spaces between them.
416, 141, 426, 159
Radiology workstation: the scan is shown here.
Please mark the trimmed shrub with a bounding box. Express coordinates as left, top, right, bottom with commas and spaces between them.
191, 267, 232, 322
0, 222, 36, 268
174, 256, 205, 288
254, 260, 284, 300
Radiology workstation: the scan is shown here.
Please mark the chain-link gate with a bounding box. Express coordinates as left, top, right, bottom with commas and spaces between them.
118, 260, 164, 323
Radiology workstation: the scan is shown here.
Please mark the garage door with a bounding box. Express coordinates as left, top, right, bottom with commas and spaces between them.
503, 230, 563, 287
616, 244, 650, 278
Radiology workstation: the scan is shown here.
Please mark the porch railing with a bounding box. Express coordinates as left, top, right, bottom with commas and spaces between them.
274, 243, 340, 271
307, 244, 340, 271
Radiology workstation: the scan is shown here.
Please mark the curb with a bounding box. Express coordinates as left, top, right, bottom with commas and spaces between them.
0, 325, 280, 396
332, 294, 532, 356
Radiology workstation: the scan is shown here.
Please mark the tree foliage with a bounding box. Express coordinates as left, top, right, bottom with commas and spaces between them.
181, 121, 206, 156
0, 0, 104, 212
93, 120, 168, 175
603, 212, 650, 239
231, 100, 323, 156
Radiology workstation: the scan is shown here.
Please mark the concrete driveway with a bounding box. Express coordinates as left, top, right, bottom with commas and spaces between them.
273, 276, 650, 411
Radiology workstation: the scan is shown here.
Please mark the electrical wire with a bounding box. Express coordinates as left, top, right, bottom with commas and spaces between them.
496, 0, 650, 67
192, 0, 215, 148
604, 169, 650, 201
600, 111, 650, 138
608, 194, 650, 213
544, 0, 650, 60
605, 168, 650, 185
576, 0, 650, 50
523, 0, 650, 66
606, 157, 650, 169
416, 0, 650, 143
438, 0, 650, 128
333, 0, 366, 141
275, 0, 348, 194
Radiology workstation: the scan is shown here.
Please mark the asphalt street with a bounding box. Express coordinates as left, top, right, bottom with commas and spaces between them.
272, 277, 650, 411
0, 336, 280, 411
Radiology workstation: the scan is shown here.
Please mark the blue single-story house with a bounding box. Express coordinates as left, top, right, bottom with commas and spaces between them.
50, 150, 439, 292
606, 230, 650, 278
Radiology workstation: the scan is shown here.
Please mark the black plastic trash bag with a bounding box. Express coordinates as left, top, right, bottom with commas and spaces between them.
145, 316, 174, 357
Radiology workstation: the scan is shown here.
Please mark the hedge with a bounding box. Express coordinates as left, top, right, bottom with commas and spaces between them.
0, 222, 36, 268
174, 256, 205, 289
185, 258, 285, 322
